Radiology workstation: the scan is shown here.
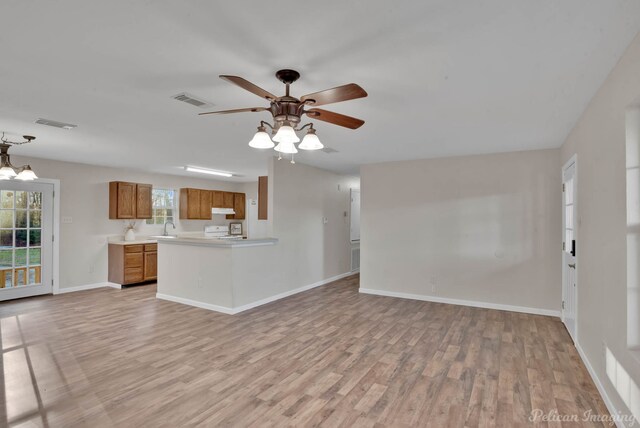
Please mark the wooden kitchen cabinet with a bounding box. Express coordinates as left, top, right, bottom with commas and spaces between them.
258, 176, 268, 220
211, 190, 224, 208
109, 181, 153, 219
223, 192, 235, 209
180, 188, 212, 220
227, 192, 246, 220
108, 243, 157, 285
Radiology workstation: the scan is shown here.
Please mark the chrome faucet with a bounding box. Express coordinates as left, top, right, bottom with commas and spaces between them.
163, 220, 176, 236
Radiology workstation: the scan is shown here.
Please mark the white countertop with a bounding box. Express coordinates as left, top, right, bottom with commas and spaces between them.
157, 236, 278, 248
107, 238, 158, 245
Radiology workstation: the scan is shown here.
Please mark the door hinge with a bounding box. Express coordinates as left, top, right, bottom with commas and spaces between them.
52, 235, 54, 242
562, 242, 565, 251
52, 190, 55, 198
562, 300, 565, 309
562, 183, 565, 192
51, 279, 54, 286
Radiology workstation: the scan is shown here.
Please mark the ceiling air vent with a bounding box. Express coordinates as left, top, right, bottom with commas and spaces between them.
35, 118, 77, 129
321, 147, 338, 154
172, 92, 214, 109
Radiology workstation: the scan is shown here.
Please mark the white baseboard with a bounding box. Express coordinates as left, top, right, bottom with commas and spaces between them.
55, 282, 121, 294
155, 293, 236, 315
156, 271, 357, 315
358, 288, 561, 317
575, 342, 630, 428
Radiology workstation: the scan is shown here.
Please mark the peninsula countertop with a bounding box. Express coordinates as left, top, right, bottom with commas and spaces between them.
156, 236, 278, 248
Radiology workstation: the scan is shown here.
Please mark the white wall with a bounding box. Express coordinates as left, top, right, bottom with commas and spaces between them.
360, 148, 562, 314
267, 157, 357, 296
12, 155, 248, 290
560, 31, 640, 423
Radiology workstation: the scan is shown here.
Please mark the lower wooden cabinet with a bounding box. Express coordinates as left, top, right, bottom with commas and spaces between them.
108, 243, 157, 285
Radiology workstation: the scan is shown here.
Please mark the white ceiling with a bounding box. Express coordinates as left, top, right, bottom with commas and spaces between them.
0, 1, 639, 182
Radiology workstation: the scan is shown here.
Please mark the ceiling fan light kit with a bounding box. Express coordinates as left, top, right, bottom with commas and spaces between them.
0, 134, 39, 181
200, 69, 367, 163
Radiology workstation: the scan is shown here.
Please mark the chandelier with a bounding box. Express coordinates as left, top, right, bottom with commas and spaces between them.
248, 120, 323, 163
0, 133, 38, 180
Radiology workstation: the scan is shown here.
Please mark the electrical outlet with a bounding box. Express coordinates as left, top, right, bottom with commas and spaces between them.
323, 217, 328, 224
62, 216, 73, 224
88, 264, 94, 273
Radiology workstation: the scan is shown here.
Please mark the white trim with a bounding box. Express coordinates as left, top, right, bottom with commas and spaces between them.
155, 293, 236, 314
35, 178, 61, 294
561, 154, 579, 342
55, 282, 121, 294
156, 272, 357, 315
575, 342, 628, 428
358, 288, 561, 317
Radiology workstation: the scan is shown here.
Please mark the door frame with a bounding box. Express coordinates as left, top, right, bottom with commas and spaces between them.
562, 154, 578, 341
32, 178, 60, 294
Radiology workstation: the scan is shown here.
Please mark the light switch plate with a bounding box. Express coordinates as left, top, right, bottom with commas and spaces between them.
323, 217, 328, 224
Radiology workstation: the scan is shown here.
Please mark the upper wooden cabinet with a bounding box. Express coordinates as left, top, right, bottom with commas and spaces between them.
180, 188, 212, 220
223, 192, 235, 209
226, 192, 246, 220
180, 188, 245, 220
211, 190, 224, 208
109, 182, 153, 219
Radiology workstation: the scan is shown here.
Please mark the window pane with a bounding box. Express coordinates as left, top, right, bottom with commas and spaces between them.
29, 267, 40, 285
30, 210, 41, 228
0, 250, 12, 268
1, 191, 13, 209
15, 249, 26, 267
29, 230, 41, 247
0, 230, 13, 248
15, 191, 27, 209
2, 269, 12, 288
565, 179, 573, 204
29, 192, 42, 210
0, 210, 13, 228
15, 210, 27, 228
29, 248, 41, 265
14, 268, 25, 287
15, 230, 27, 247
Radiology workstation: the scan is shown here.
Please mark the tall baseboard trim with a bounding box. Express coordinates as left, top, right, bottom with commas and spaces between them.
55, 282, 121, 294
575, 343, 630, 428
358, 288, 561, 317
156, 272, 357, 315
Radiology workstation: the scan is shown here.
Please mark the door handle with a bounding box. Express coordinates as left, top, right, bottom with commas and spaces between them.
568, 263, 576, 269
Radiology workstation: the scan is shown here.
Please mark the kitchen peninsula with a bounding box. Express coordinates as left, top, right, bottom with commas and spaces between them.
156, 236, 281, 314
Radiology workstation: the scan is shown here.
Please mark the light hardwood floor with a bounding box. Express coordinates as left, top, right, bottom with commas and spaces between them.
0, 275, 610, 427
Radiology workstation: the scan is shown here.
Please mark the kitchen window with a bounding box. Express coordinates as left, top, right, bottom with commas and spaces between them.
146, 188, 176, 225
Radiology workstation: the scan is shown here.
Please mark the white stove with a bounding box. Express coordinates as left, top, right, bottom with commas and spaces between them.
203, 225, 243, 240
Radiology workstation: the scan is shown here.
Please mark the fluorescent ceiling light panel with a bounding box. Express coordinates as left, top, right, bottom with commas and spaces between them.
185, 166, 233, 177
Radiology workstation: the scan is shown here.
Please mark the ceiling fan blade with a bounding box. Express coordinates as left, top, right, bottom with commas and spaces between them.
220, 75, 277, 101
198, 107, 268, 116
305, 108, 365, 129
300, 83, 367, 106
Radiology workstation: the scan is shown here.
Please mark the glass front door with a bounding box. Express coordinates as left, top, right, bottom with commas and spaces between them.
0, 181, 53, 300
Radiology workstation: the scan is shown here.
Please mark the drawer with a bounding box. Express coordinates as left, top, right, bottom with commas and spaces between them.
144, 243, 157, 252
124, 267, 143, 283
125, 245, 143, 253
124, 252, 143, 268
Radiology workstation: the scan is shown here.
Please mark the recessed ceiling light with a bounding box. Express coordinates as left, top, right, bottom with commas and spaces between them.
35, 118, 78, 129
185, 166, 233, 177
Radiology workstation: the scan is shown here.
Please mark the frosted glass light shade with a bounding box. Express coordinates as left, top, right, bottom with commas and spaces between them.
15, 166, 37, 181
0, 166, 17, 177
272, 125, 300, 143
298, 132, 324, 150
248, 131, 274, 149
274, 141, 298, 154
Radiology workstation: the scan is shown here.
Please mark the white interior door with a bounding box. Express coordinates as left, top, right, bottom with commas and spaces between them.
0, 181, 53, 301
562, 158, 577, 341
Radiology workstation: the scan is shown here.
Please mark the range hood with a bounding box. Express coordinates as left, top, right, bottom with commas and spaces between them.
212, 207, 235, 215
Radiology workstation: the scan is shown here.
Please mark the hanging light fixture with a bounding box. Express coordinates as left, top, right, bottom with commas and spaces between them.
0, 134, 38, 181
248, 123, 274, 149
298, 126, 324, 151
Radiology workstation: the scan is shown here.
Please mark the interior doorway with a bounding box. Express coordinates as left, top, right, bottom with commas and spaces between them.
0, 181, 54, 301
562, 155, 578, 341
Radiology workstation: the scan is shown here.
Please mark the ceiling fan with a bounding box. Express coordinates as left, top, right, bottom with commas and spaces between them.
199, 69, 367, 158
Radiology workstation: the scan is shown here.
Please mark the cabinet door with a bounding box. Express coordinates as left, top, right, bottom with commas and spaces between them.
136, 184, 153, 219
143, 251, 157, 281
223, 192, 234, 209
199, 190, 212, 219
211, 191, 224, 208
110, 182, 137, 219
233, 193, 246, 219
187, 188, 201, 219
